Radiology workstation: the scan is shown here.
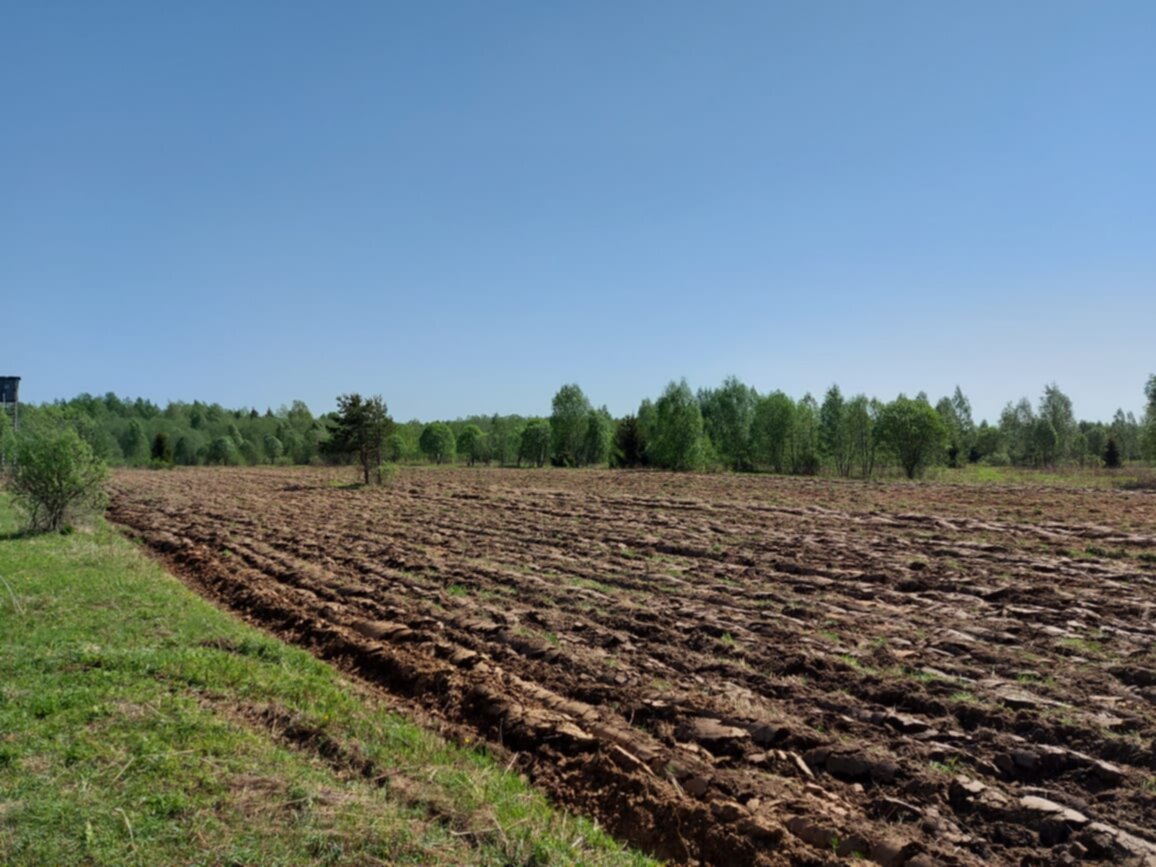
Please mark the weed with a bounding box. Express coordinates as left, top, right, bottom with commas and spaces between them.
1060, 637, 1105, 657
930, 756, 961, 775
569, 577, 613, 594
1085, 545, 1128, 560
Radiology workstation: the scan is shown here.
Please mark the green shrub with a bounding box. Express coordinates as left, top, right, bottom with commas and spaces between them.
4, 428, 108, 532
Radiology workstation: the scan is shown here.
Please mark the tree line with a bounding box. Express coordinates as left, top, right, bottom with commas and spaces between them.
3, 376, 1155, 479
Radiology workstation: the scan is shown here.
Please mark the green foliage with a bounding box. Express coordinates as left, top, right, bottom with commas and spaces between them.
611, 415, 648, 468
518, 419, 551, 467
119, 419, 148, 466
150, 431, 173, 465
1104, 436, 1123, 469
1031, 417, 1059, 468
999, 397, 1037, 466
326, 394, 393, 484
791, 394, 821, 475
456, 424, 487, 467
4, 427, 108, 532
819, 385, 852, 476
845, 394, 878, 478
875, 394, 948, 479
172, 434, 201, 466
973, 420, 1003, 464
486, 414, 521, 467
206, 436, 240, 466
580, 407, 613, 467
550, 384, 593, 467
752, 391, 794, 473
699, 376, 757, 471
419, 422, 456, 465
649, 380, 704, 471
384, 432, 408, 463
1144, 374, 1156, 463
262, 433, 284, 463
1038, 383, 1075, 466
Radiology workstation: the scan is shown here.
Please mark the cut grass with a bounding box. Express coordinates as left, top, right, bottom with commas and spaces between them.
0, 497, 654, 866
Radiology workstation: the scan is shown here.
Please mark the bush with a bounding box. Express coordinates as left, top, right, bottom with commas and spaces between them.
376, 462, 398, 485
4, 428, 108, 532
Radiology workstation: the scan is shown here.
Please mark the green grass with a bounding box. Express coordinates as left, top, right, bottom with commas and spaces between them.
924, 463, 1156, 489
0, 497, 654, 867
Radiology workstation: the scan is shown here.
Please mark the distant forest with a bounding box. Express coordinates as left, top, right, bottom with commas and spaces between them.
3, 376, 1155, 479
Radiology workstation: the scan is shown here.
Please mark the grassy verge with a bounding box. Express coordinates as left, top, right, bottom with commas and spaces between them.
922, 462, 1156, 488
0, 498, 653, 866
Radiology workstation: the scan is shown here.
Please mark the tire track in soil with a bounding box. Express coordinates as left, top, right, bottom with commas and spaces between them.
109, 468, 1156, 866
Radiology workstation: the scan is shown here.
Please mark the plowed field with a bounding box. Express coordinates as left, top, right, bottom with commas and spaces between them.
108, 467, 1156, 866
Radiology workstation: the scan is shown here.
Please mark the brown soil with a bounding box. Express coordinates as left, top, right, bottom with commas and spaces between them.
107, 467, 1156, 866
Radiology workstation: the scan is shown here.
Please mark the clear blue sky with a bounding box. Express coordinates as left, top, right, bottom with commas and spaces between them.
3, 2, 1153, 424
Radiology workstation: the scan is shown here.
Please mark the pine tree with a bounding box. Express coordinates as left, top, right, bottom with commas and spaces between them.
1104, 437, 1122, 469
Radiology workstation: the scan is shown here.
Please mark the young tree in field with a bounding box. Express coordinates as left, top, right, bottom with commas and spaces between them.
5, 427, 108, 532
611, 414, 648, 468
550, 384, 593, 467
518, 419, 551, 467
699, 376, 757, 471
327, 394, 393, 484
650, 380, 704, 471
875, 395, 948, 479
752, 391, 794, 474
819, 385, 852, 476
419, 422, 456, 466
456, 424, 487, 467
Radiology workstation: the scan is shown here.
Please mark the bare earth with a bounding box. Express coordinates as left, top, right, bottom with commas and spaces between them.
108, 467, 1156, 866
